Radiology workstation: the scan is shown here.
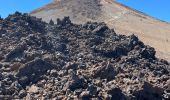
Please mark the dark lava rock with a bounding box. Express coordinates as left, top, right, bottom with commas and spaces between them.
16, 58, 53, 86
133, 82, 164, 100
92, 23, 109, 37
49, 19, 54, 25
92, 62, 117, 81
5, 43, 27, 62
0, 12, 169, 99
140, 46, 156, 59
66, 74, 86, 91
108, 87, 126, 100
18, 90, 27, 98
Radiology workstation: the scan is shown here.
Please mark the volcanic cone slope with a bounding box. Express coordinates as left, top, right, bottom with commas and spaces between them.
0, 12, 170, 99
31, 0, 170, 62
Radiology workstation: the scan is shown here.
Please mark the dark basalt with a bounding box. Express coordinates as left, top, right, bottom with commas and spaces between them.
0, 12, 169, 99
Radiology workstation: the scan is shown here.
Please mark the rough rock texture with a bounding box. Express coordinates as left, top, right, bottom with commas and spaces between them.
0, 12, 170, 100
31, 0, 170, 62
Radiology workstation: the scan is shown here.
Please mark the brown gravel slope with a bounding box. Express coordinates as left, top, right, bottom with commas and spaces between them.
30, 0, 170, 61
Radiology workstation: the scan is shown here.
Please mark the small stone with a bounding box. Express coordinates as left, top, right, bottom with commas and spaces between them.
28, 85, 39, 94
74, 89, 83, 95
19, 90, 27, 98
68, 74, 86, 91
102, 93, 112, 100
80, 91, 91, 98
0, 63, 3, 68
50, 69, 58, 77
10, 62, 21, 71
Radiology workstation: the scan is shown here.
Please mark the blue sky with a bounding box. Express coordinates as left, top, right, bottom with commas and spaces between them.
0, 0, 52, 18
0, 0, 170, 22
117, 0, 170, 22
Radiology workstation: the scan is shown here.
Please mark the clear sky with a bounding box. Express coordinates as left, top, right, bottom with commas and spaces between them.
117, 0, 170, 22
0, 0, 52, 18
0, 0, 170, 23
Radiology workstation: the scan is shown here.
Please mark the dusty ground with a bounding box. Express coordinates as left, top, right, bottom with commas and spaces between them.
31, 0, 170, 62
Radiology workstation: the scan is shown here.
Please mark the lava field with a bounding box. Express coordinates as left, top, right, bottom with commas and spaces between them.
0, 12, 169, 99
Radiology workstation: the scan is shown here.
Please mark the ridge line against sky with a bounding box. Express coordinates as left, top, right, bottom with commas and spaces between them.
117, 0, 170, 23
0, 0, 170, 23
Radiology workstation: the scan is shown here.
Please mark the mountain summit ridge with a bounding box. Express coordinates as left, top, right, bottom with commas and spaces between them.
31, 0, 170, 61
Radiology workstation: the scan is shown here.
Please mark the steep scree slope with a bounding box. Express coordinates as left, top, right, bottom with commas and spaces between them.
31, 0, 170, 62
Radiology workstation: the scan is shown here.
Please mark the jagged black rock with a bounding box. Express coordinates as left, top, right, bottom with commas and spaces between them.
0, 12, 170, 99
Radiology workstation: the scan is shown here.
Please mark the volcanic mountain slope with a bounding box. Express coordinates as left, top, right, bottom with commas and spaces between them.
0, 12, 170, 100
31, 0, 170, 61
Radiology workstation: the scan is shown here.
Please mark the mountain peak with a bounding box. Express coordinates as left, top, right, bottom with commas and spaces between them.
31, 0, 170, 61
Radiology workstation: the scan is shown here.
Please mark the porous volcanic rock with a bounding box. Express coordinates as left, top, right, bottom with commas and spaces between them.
0, 12, 169, 100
